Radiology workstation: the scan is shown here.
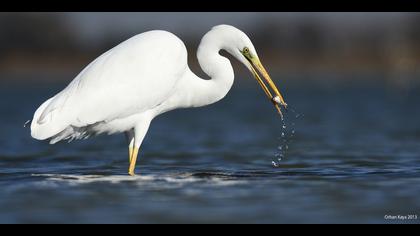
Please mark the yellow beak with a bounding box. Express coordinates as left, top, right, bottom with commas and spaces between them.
249, 57, 287, 117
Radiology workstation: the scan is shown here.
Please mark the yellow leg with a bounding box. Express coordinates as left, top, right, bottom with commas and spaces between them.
128, 147, 139, 176
126, 130, 135, 163
129, 146, 134, 163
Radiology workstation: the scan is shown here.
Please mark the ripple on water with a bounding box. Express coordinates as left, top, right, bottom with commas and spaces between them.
30, 173, 248, 187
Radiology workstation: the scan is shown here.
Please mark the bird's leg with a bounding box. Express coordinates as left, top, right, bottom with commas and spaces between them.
125, 130, 135, 163
129, 146, 134, 163
128, 119, 151, 176
128, 147, 139, 176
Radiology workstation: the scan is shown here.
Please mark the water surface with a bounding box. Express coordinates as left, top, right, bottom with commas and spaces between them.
1, 77, 420, 223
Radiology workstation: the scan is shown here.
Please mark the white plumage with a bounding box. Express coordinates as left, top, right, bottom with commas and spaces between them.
30, 24, 287, 175
32, 31, 185, 141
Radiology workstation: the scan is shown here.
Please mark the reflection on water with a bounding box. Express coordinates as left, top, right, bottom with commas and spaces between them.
1, 77, 420, 223
31, 173, 248, 186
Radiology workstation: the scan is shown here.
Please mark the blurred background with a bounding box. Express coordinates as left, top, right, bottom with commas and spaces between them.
1, 12, 420, 87
1, 13, 420, 223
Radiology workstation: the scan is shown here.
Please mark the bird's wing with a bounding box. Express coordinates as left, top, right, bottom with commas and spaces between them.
32, 31, 187, 139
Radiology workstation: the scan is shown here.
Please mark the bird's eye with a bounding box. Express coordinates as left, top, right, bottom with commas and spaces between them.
243, 47, 249, 53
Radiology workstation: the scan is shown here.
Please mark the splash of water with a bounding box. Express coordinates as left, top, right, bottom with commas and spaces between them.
23, 120, 31, 128
272, 106, 303, 167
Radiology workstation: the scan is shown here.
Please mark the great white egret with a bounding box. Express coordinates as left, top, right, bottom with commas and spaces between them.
30, 24, 287, 176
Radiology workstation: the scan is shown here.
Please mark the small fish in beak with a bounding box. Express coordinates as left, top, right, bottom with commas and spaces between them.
272, 96, 284, 106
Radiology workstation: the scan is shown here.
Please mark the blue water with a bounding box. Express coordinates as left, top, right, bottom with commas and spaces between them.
1, 76, 420, 223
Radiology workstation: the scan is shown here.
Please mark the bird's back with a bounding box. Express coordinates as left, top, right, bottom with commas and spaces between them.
31, 30, 188, 142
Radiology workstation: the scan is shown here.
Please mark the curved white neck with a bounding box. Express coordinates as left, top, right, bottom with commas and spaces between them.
183, 30, 235, 108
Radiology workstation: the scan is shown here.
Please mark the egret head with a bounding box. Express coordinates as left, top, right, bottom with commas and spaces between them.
212, 25, 288, 116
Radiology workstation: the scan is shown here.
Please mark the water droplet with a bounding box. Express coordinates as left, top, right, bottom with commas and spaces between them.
23, 120, 31, 128
275, 151, 284, 156
274, 153, 284, 159
273, 105, 303, 167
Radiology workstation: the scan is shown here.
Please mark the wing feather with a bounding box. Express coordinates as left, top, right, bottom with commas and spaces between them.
31, 30, 187, 140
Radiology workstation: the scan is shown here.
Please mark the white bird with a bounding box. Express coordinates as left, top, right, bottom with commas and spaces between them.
30, 24, 287, 176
